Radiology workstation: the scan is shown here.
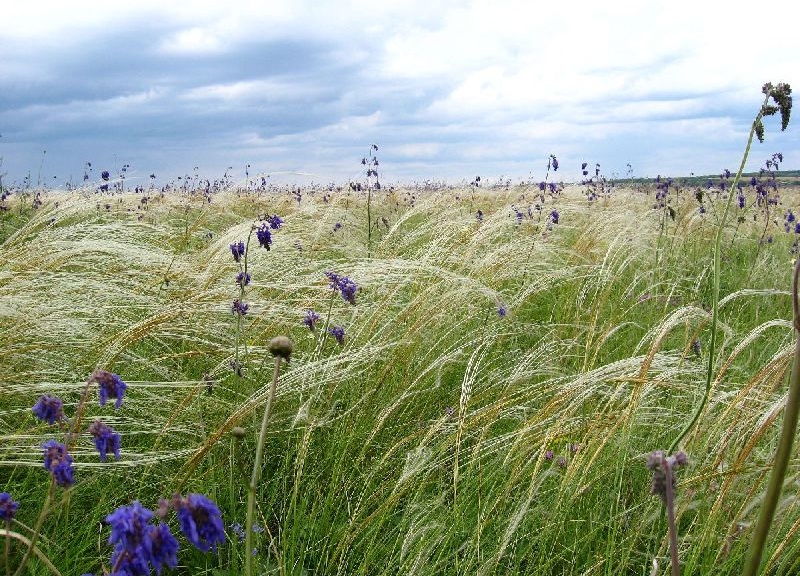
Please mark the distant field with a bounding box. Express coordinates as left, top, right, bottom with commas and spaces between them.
1, 180, 799, 575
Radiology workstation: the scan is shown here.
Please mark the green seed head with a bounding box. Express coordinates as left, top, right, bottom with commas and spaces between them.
231, 426, 246, 439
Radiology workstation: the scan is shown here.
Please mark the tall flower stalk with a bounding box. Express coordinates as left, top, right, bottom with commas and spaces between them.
669, 82, 792, 453
245, 336, 292, 575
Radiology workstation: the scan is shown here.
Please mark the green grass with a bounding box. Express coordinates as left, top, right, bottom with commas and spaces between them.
1, 182, 798, 575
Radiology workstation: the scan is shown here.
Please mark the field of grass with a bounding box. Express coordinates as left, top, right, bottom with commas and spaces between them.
1, 176, 799, 575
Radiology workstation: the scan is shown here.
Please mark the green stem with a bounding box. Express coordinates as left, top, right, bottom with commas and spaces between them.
663, 457, 680, 576
12, 478, 55, 576
668, 94, 769, 454
245, 356, 283, 575
743, 255, 800, 576
4, 520, 9, 576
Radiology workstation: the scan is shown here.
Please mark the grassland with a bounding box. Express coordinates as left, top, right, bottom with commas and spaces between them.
1, 179, 799, 575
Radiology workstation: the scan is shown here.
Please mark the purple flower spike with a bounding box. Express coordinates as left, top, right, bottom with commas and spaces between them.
325, 271, 358, 305
303, 309, 320, 331
0, 492, 19, 522
267, 214, 284, 230
256, 223, 272, 249
42, 440, 74, 487
92, 370, 127, 409
328, 325, 346, 345
32, 394, 65, 425
230, 240, 245, 262
174, 493, 226, 553
88, 419, 121, 462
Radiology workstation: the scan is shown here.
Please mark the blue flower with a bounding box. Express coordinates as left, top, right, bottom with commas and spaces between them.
236, 271, 251, 286
106, 501, 178, 575
42, 440, 74, 487
174, 493, 225, 553
32, 394, 65, 425
328, 325, 346, 345
230, 240, 245, 262
497, 304, 507, 318
266, 214, 284, 230
0, 492, 19, 522
88, 420, 121, 462
92, 370, 127, 409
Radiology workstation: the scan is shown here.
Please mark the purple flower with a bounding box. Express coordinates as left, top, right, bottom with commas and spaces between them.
325, 271, 358, 305
236, 271, 251, 286
0, 492, 19, 522
231, 299, 249, 316
92, 370, 127, 409
549, 210, 560, 225
230, 240, 245, 262
497, 304, 507, 318
303, 309, 320, 331
266, 214, 284, 230
32, 394, 65, 425
106, 501, 178, 576
544, 450, 554, 461
476, 210, 483, 222
42, 440, 74, 487
647, 450, 688, 503
328, 325, 346, 345
230, 522, 246, 543
174, 493, 225, 553
550, 155, 559, 171
88, 419, 121, 462
256, 223, 272, 250
334, 222, 342, 231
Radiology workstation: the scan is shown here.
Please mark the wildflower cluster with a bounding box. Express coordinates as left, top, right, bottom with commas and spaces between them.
228, 214, 283, 321
88, 493, 225, 576
581, 162, 613, 202
31, 370, 128, 489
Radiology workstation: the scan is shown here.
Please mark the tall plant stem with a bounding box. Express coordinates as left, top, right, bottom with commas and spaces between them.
663, 457, 680, 576
12, 478, 55, 576
668, 92, 771, 453
743, 255, 800, 576
245, 355, 283, 575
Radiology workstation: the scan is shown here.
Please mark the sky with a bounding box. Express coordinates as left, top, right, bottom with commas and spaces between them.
1, 0, 798, 189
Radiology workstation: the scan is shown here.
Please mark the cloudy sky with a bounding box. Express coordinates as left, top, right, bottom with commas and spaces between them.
1, 0, 797, 188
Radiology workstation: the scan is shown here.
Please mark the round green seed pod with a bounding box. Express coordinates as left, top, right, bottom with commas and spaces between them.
231, 426, 246, 439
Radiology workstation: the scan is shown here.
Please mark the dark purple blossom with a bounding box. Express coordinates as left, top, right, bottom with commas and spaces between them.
328, 325, 346, 345
266, 214, 284, 230
236, 271, 251, 286
106, 501, 178, 576
42, 440, 74, 487
0, 492, 19, 522
497, 304, 507, 318
92, 370, 127, 409
256, 223, 272, 250
303, 309, 320, 331
231, 299, 249, 316
173, 493, 226, 553
88, 419, 121, 462
230, 240, 245, 262
32, 394, 65, 425
325, 271, 358, 305
549, 210, 560, 225
476, 210, 483, 222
